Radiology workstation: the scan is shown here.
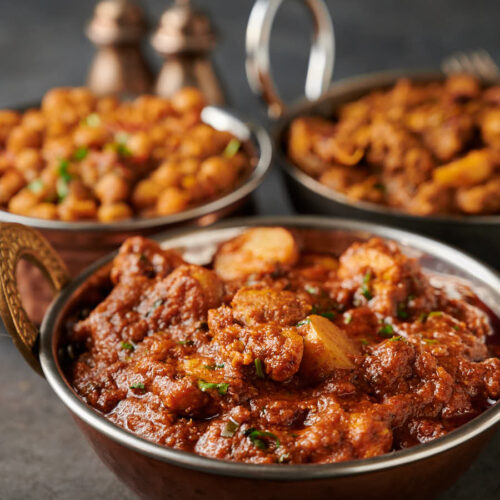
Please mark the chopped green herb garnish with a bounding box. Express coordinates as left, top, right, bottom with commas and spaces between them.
197, 380, 229, 396
223, 138, 240, 158
296, 319, 311, 327
378, 323, 394, 337
177, 340, 195, 346
245, 429, 280, 450
27, 179, 44, 193
319, 311, 336, 320
221, 418, 239, 438
204, 363, 225, 370
344, 312, 353, 325
428, 311, 443, 319
255, 358, 265, 379
116, 143, 132, 157
418, 313, 428, 323
115, 131, 129, 144
452, 325, 460, 331
84, 113, 101, 127
389, 336, 403, 342
73, 147, 88, 161
360, 272, 373, 300
146, 299, 164, 317
121, 341, 135, 351
57, 159, 72, 182
56, 177, 70, 201
305, 285, 319, 295
129, 382, 145, 390
360, 338, 369, 345
374, 183, 386, 192
278, 453, 290, 463
139, 253, 148, 263
423, 338, 438, 345
396, 303, 409, 320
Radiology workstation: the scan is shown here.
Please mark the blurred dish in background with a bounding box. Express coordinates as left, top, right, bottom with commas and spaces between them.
0, 86, 252, 223
288, 74, 500, 217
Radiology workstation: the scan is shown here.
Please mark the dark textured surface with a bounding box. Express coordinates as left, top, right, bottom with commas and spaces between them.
1, 1, 499, 499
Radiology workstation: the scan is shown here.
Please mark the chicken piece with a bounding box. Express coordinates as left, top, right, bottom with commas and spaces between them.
407, 181, 455, 215
456, 176, 500, 214
231, 287, 311, 326
433, 149, 493, 187
214, 227, 299, 281
299, 315, 359, 380
480, 108, 500, 147
445, 74, 481, 100
110, 236, 184, 284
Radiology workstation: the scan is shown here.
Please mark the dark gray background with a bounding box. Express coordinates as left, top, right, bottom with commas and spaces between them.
1, 0, 499, 499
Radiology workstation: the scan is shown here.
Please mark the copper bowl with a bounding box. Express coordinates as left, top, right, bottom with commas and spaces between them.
245, 1, 500, 268
271, 70, 500, 269
0, 105, 272, 321
1, 216, 499, 500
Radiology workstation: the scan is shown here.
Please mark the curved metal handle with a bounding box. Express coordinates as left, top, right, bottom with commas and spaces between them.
0, 223, 70, 375
246, 0, 335, 119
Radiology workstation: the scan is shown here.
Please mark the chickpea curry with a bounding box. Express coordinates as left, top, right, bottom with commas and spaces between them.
0, 87, 252, 222
288, 74, 500, 216
66, 227, 500, 464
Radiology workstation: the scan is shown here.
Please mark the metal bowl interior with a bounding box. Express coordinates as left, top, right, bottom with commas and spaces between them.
0, 105, 272, 233
39, 215, 500, 482
274, 69, 500, 227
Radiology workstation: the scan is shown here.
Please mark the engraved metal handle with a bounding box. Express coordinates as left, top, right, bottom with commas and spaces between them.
246, 0, 335, 119
0, 223, 70, 375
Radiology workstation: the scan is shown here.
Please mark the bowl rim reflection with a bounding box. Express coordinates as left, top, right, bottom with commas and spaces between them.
0, 106, 272, 232
40, 215, 500, 480
275, 69, 500, 226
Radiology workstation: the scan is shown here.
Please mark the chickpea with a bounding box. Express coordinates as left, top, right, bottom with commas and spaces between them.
199, 157, 237, 191
29, 202, 58, 220
0, 169, 25, 203
15, 148, 43, 174
42, 137, 74, 162
127, 131, 152, 158
156, 187, 190, 215
70, 87, 96, 116
95, 173, 129, 204
97, 202, 133, 222
6, 126, 41, 153
41, 88, 71, 113
22, 110, 46, 132
73, 124, 111, 148
179, 158, 199, 175
96, 96, 119, 114
58, 198, 98, 221
151, 162, 180, 188
8, 189, 38, 215
132, 179, 163, 208
0, 110, 21, 144
171, 87, 205, 115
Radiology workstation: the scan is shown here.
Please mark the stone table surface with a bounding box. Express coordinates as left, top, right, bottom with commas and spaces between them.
1, 0, 500, 498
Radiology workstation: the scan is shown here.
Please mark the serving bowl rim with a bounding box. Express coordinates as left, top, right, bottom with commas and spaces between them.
275, 68, 500, 226
38, 215, 500, 480
0, 106, 272, 232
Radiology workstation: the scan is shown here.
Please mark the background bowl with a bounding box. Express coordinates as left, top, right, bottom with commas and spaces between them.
1, 105, 272, 322
2, 216, 496, 500
273, 71, 500, 269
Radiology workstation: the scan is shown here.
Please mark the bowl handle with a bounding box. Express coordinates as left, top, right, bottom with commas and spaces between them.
246, 0, 335, 119
0, 223, 70, 375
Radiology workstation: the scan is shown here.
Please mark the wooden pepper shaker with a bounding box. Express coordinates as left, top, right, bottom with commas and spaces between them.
151, 0, 225, 105
86, 0, 153, 97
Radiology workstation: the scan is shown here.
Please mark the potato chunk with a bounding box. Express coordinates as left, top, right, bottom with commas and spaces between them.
300, 315, 358, 380
214, 227, 299, 281
433, 149, 493, 187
